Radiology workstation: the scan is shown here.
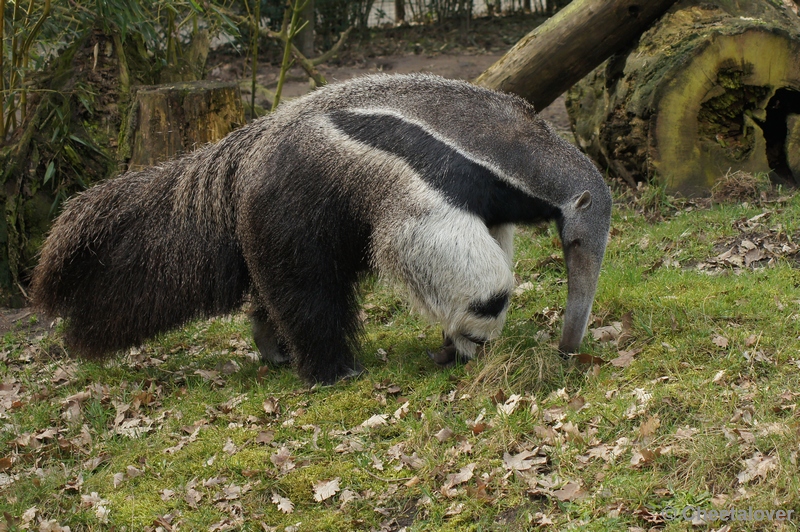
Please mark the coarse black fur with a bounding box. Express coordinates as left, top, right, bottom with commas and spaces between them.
32, 74, 612, 385
468, 292, 510, 318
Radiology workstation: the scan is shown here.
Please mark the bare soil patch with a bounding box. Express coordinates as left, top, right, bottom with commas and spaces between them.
206, 14, 573, 137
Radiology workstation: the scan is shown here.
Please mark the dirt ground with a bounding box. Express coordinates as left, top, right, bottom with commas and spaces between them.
206, 16, 573, 139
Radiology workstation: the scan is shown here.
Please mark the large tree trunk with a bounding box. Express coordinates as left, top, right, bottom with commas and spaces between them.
126, 81, 244, 171
566, 0, 800, 195
474, 0, 679, 110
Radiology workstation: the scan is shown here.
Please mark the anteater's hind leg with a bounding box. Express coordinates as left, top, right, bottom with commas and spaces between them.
255, 280, 364, 385
249, 306, 290, 365
243, 227, 369, 385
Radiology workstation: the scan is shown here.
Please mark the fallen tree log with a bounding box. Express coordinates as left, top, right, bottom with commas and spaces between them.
474, 0, 679, 110
566, 0, 800, 195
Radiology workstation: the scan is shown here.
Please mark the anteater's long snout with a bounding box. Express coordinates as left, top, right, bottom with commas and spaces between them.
558, 245, 603, 356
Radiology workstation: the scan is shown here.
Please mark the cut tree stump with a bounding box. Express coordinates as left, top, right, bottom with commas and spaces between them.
566, 0, 800, 195
474, 0, 679, 110
128, 80, 244, 170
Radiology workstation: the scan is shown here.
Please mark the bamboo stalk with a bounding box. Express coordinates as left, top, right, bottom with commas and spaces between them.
250, 0, 260, 120
20, 0, 52, 125
1, 0, 6, 140
113, 34, 130, 95
6, 0, 21, 134
271, 0, 309, 112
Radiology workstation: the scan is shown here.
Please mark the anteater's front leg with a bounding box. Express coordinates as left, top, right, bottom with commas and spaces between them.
380, 210, 515, 366
431, 223, 517, 365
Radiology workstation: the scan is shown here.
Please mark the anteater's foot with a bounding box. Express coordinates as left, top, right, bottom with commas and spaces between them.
428, 335, 468, 367
313, 359, 365, 386
250, 310, 291, 365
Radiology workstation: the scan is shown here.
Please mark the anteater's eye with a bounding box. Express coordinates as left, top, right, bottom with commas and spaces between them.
571, 239, 582, 248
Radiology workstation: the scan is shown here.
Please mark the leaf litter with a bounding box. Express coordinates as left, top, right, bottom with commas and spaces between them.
3, 191, 800, 530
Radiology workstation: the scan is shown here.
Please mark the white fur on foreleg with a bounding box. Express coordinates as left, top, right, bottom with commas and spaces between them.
383, 207, 514, 359
489, 224, 515, 264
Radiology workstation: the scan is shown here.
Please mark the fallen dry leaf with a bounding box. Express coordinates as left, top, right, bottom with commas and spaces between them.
404, 476, 420, 488
630, 448, 657, 467
610, 348, 642, 368
590, 322, 622, 343
503, 450, 545, 472
256, 430, 275, 445
222, 438, 237, 455
513, 281, 535, 296
625, 388, 652, 419
712, 335, 729, 348
339, 489, 360, 508
393, 401, 410, 420
444, 502, 465, 516
583, 444, 612, 462
552, 481, 586, 502
218, 482, 250, 501
51, 365, 77, 384
435, 427, 454, 443
400, 452, 424, 470
262, 398, 280, 415
638, 415, 661, 440
567, 395, 586, 411
21, 507, 37, 526
442, 463, 475, 491
466, 478, 493, 503
361, 414, 389, 428
194, 369, 221, 382
271, 492, 294, 514
270, 447, 295, 475
497, 394, 524, 416
534, 425, 558, 445
560, 421, 584, 444
736, 452, 778, 484
185, 486, 203, 508
312, 477, 341, 502
674, 426, 698, 439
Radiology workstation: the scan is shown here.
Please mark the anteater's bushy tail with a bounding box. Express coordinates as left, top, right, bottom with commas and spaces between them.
31, 136, 254, 356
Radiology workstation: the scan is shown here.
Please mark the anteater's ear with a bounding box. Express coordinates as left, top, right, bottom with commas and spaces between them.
574, 190, 592, 211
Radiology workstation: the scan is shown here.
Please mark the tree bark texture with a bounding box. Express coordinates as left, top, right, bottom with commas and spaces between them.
128, 81, 244, 170
474, 0, 679, 110
566, 0, 800, 195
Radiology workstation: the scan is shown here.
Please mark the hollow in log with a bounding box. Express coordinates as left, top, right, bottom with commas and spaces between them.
566, 1, 800, 195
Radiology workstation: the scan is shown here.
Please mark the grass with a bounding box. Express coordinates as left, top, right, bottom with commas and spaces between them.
1, 183, 800, 531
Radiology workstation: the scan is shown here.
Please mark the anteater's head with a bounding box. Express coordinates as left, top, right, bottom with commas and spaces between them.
556, 180, 612, 355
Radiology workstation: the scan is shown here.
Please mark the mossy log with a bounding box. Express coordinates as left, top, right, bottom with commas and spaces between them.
127, 81, 244, 170
566, 1, 800, 195
474, 0, 679, 110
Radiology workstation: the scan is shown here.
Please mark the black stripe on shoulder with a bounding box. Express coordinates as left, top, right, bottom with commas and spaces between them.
328, 110, 560, 226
